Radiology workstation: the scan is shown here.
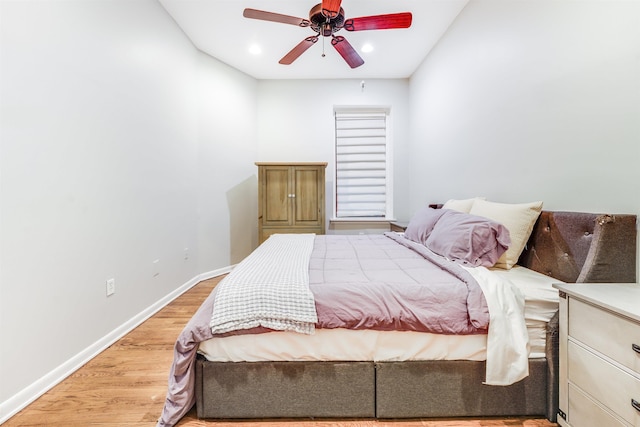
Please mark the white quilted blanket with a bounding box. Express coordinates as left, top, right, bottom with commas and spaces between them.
210, 233, 318, 335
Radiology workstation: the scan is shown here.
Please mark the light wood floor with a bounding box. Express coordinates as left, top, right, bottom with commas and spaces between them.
4, 277, 557, 427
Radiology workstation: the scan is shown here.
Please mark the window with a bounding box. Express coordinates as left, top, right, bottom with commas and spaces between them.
334, 107, 393, 219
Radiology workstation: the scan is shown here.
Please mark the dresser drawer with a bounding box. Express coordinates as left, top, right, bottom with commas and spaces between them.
568, 341, 640, 425
568, 383, 628, 427
569, 298, 640, 374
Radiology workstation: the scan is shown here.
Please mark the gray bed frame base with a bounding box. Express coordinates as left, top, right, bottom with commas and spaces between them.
195, 211, 637, 422
195, 358, 550, 419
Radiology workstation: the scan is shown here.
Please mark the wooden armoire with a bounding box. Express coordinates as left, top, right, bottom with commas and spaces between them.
256, 162, 327, 243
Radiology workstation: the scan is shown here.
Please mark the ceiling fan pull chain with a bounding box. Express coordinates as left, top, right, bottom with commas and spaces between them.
322, 36, 326, 57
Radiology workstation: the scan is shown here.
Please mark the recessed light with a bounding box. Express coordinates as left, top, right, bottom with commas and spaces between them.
249, 44, 262, 55
361, 43, 373, 53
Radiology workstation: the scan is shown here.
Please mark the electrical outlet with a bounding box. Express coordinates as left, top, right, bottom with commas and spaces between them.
106, 278, 115, 296
184, 248, 189, 260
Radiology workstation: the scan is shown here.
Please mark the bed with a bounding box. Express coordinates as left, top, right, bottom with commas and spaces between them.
157, 200, 637, 427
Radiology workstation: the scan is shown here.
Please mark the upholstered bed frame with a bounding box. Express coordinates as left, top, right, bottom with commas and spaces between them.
194, 211, 637, 422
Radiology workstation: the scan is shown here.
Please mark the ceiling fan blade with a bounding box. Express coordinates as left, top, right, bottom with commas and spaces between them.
243, 8, 310, 27
331, 36, 364, 68
321, 0, 342, 18
279, 36, 319, 65
344, 12, 412, 31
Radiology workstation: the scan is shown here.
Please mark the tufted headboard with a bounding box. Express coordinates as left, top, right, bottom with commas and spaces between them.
518, 211, 637, 283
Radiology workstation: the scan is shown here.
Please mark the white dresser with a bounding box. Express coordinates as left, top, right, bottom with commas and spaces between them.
553, 283, 640, 427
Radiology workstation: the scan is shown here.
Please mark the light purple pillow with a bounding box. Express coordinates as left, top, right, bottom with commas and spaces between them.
404, 207, 448, 245
425, 210, 511, 267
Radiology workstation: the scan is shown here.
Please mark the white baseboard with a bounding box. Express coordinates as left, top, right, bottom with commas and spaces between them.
0, 266, 232, 425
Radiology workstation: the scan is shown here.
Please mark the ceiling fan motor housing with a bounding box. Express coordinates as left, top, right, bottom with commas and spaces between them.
309, 3, 345, 35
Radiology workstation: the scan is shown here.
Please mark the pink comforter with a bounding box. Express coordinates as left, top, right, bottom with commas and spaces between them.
311, 233, 488, 334
157, 233, 489, 427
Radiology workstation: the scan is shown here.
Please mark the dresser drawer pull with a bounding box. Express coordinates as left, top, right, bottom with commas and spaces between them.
633, 399, 640, 412
633, 343, 640, 354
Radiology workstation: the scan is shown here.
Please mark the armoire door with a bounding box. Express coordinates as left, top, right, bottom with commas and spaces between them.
293, 166, 324, 227
261, 165, 292, 226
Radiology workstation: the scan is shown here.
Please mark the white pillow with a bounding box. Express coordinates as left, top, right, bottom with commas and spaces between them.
469, 199, 543, 269
442, 197, 486, 213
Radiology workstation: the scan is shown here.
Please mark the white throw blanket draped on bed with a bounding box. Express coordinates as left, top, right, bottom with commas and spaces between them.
463, 265, 530, 386
210, 233, 318, 335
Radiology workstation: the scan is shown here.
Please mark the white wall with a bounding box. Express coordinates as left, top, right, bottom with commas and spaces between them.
256, 78, 412, 222
408, 0, 640, 277
409, 0, 640, 217
0, 0, 258, 420
196, 54, 259, 267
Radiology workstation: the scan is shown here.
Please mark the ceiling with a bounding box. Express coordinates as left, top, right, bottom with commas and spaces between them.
158, 0, 469, 80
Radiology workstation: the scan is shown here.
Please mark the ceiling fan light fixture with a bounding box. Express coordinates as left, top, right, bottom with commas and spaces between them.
321, 22, 333, 37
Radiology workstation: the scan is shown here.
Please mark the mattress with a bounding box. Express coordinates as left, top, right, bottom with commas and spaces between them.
198, 264, 560, 362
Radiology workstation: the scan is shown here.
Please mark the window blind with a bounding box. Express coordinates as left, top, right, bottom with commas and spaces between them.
335, 111, 388, 218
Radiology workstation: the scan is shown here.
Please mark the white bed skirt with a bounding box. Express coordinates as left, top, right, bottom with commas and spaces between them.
198, 324, 550, 363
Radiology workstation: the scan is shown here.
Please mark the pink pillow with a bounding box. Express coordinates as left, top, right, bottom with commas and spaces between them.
404, 207, 447, 245
425, 210, 511, 267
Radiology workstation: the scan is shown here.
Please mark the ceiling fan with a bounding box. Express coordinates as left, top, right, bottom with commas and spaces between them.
243, 0, 412, 69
